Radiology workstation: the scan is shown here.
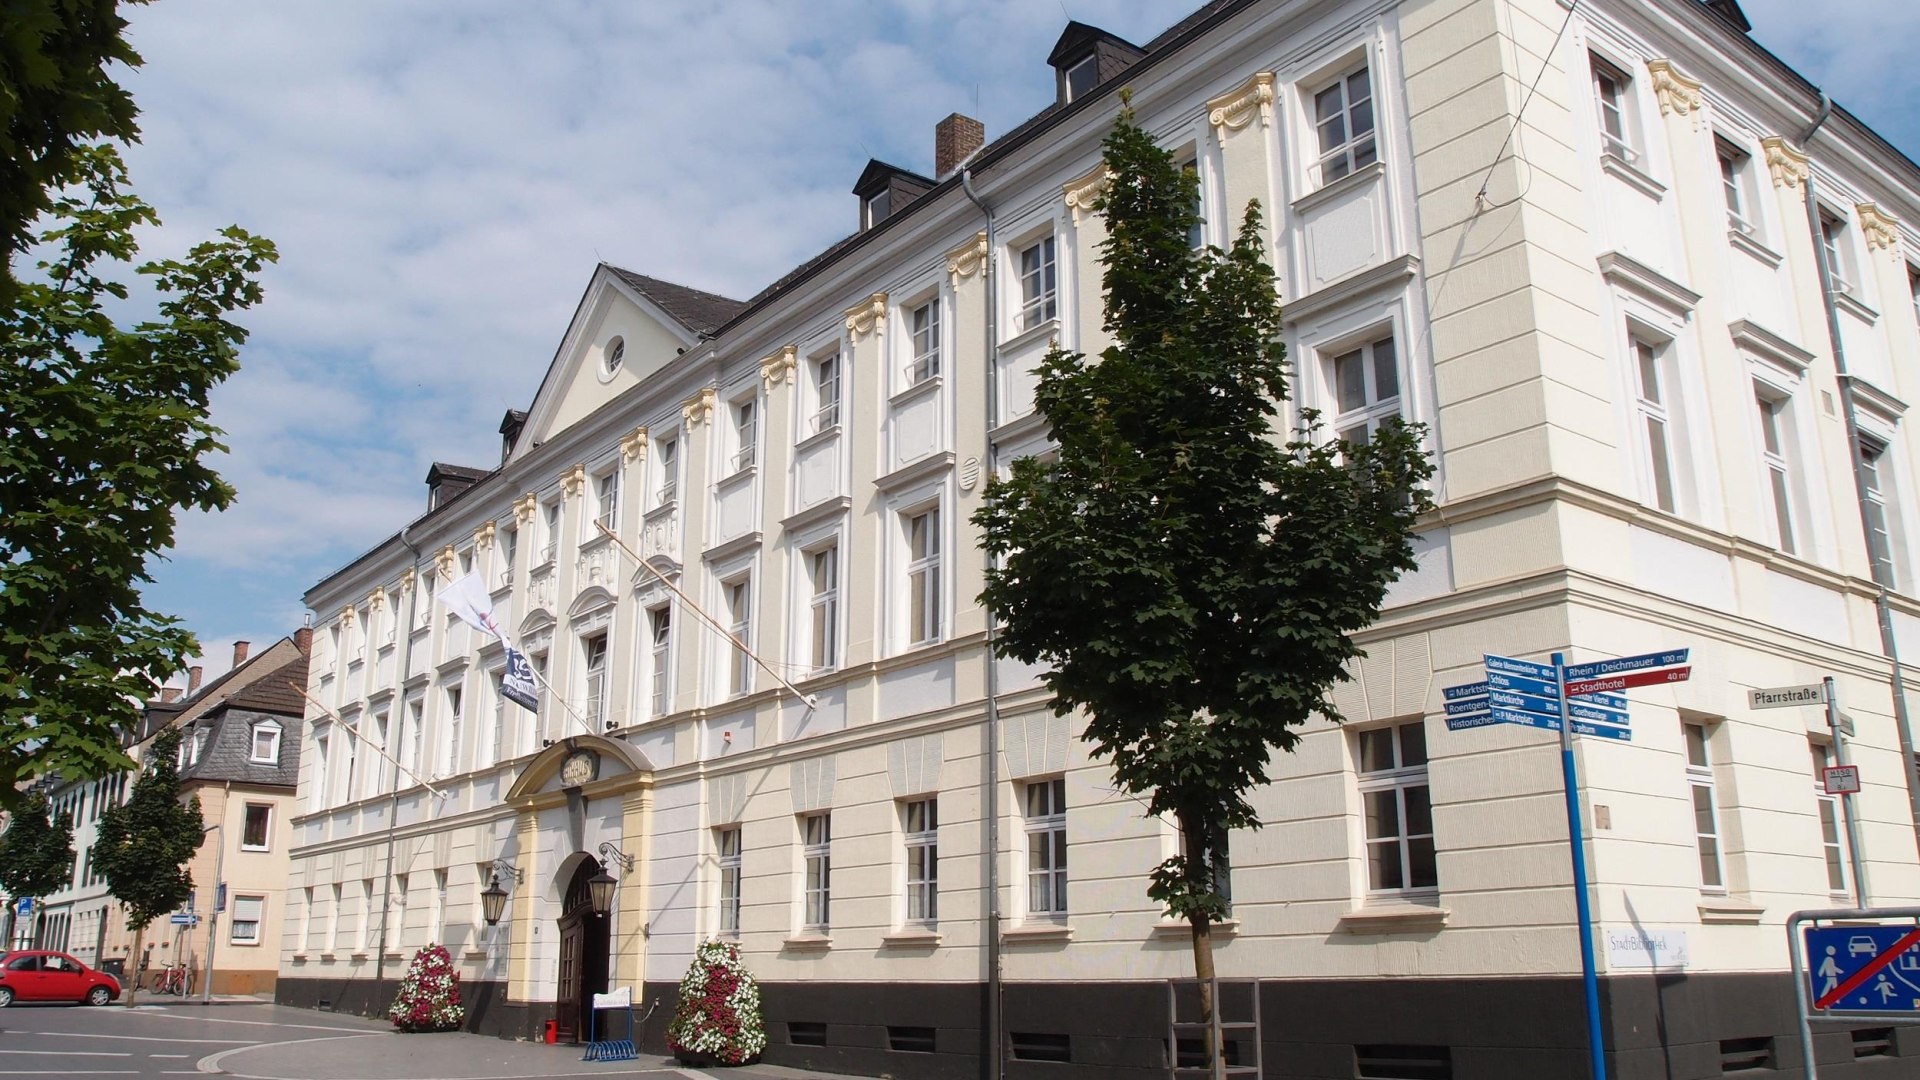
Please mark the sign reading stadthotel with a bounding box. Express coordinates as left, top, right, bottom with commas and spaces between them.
1748, 683, 1828, 710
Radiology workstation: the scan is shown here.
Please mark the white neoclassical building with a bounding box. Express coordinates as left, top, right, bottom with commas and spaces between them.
281, 0, 1920, 1076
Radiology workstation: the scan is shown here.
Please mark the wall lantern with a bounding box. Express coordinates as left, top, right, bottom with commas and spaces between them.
589, 842, 637, 917
481, 857, 523, 927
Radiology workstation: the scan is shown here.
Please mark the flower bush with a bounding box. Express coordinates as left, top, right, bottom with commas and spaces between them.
665, 939, 765, 1065
388, 944, 465, 1032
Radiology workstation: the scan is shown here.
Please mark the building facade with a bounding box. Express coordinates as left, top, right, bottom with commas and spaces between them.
280, 0, 1920, 1076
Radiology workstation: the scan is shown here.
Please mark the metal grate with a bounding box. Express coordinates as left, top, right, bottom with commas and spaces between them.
1719, 1036, 1774, 1073
1355, 1045, 1452, 1080
1169, 978, 1260, 1080
788, 1021, 827, 1047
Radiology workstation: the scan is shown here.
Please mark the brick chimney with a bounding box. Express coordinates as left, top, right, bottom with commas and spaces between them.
187, 666, 204, 694
293, 626, 313, 655
935, 113, 985, 178
159, 687, 182, 704
232, 640, 250, 668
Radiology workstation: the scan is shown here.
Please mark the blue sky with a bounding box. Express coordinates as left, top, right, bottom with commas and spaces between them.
117, 0, 1920, 685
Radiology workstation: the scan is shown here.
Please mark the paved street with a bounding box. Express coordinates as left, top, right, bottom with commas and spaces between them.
0, 999, 848, 1080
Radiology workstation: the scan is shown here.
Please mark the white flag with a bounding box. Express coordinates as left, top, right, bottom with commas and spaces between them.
436, 572, 499, 637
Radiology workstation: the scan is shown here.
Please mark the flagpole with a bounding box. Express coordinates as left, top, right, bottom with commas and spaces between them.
484, 620, 599, 741
292, 682, 447, 800
594, 521, 815, 711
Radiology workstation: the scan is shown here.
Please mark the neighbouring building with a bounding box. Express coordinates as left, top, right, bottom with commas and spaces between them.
280, 0, 1920, 1077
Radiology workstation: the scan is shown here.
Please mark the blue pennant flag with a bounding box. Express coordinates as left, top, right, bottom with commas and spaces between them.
501, 646, 540, 712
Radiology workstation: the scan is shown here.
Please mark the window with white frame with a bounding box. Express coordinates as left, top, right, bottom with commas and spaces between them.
1184, 822, 1232, 914
430, 867, 447, 944
1819, 209, 1859, 298
1717, 137, 1757, 237
1328, 334, 1401, 446
807, 543, 839, 674
418, 573, 435, 627
359, 878, 377, 951
653, 434, 679, 506
716, 826, 742, 937
241, 803, 271, 850
646, 607, 672, 717
905, 507, 942, 647
801, 813, 831, 933
1685, 723, 1724, 889
500, 524, 518, 587
863, 189, 890, 229
724, 576, 753, 697
540, 501, 561, 564
1810, 742, 1849, 895
312, 728, 330, 811
325, 882, 341, 953
300, 886, 314, 952
367, 710, 389, 797
604, 336, 625, 375
1024, 778, 1067, 918
907, 297, 941, 385
1860, 435, 1900, 588
488, 669, 509, 762
528, 651, 549, 743
338, 723, 358, 804
250, 721, 282, 764
438, 683, 463, 779
230, 895, 263, 945
1590, 54, 1638, 164
387, 875, 405, 950
402, 697, 423, 780
581, 631, 608, 729
810, 351, 841, 434
1062, 53, 1099, 102
1313, 64, 1377, 185
729, 397, 758, 474
1754, 386, 1800, 554
1017, 235, 1058, 331
1177, 150, 1205, 249
458, 548, 474, 577
1908, 264, 1920, 329
1630, 334, 1679, 514
903, 797, 938, 927
1357, 721, 1435, 893
592, 466, 619, 538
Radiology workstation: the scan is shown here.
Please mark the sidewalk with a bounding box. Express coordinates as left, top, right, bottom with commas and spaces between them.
202, 1020, 861, 1080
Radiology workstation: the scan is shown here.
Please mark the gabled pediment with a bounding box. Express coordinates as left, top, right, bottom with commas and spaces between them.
515, 265, 745, 458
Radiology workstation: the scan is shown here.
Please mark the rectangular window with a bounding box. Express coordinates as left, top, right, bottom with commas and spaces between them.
539, 503, 560, 565
1686, 723, 1724, 889
402, 698, 423, 781
1860, 437, 1898, 587
726, 578, 753, 697
731, 398, 757, 474
654, 436, 679, 506
1755, 390, 1797, 554
300, 886, 315, 952
1018, 237, 1057, 331
500, 525, 517, 587
1330, 335, 1401, 446
1632, 336, 1678, 514
487, 670, 508, 764
1179, 153, 1205, 250
906, 508, 942, 646
1909, 265, 1920, 329
593, 468, 619, 537
802, 813, 831, 932
360, 878, 377, 951
312, 731, 330, 811
812, 352, 841, 433
1811, 743, 1849, 894
230, 896, 264, 945
864, 189, 890, 229
250, 722, 282, 764
339, 725, 357, 804
647, 608, 672, 717
1358, 722, 1436, 893
325, 883, 341, 952
1591, 55, 1635, 162
808, 545, 839, 673
1025, 778, 1068, 917
1717, 138, 1755, 236
1314, 65, 1377, 184
1063, 54, 1098, 102
430, 868, 447, 944
528, 653, 549, 745
908, 298, 941, 384
1820, 210, 1857, 297
582, 631, 608, 729
904, 797, 938, 926
1356, 1044, 1452, 1080
241, 803, 271, 851
440, 685, 463, 779
717, 827, 742, 937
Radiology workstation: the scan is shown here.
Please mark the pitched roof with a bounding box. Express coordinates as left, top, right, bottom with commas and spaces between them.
605, 268, 747, 335
426, 462, 490, 484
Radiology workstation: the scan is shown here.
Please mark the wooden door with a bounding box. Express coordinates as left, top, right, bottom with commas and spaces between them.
555, 913, 584, 1042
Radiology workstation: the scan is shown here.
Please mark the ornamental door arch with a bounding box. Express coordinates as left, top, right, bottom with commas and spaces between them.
553, 856, 609, 1044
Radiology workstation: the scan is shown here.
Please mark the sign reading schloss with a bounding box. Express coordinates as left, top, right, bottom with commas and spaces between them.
1749, 683, 1828, 710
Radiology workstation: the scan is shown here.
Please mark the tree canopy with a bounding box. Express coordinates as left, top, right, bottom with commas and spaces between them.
974, 103, 1434, 1064
94, 726, 202, 931
0, 791, 77, 904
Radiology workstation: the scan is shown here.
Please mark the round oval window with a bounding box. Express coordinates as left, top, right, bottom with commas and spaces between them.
605, 337, 625, 374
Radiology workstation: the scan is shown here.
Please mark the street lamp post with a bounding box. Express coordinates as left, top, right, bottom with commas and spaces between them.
201, 823, 222, 1005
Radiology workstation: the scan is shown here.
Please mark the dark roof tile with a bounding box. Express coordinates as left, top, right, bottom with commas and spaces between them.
606, 268, 747, 335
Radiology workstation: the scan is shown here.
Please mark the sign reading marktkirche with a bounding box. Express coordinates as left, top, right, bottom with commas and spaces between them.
1749, 683, 1828, 710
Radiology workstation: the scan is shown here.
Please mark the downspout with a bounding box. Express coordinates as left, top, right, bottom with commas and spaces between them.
374, 523, 426, 1012
1797, 93, 1920, 851
960, 165, 1002, 1080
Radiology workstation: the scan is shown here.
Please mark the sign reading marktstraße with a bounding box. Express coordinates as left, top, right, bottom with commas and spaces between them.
1748, 683, 1828, 710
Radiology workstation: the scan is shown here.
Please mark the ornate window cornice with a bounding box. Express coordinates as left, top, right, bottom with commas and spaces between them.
512, 492, 538, 524
473, 520, 496, 551
435, 545, 458, 580
1857, 202, 1901, 252
1207, 71, 1275, 132
1063, 163, 1109, 223
1760, 136, 1808, 190
368, 585, 387, 611
620, 426, 649, 463
844, 293, 887, 340
682, 387, 717, 428
1646, 59, 1703, 128
560, 463, 586, 499
946, 231, 988, 282
760, 345, 798, 389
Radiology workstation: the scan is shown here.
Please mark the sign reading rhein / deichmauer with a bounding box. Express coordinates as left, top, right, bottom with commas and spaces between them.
1749, 683, 1828, 710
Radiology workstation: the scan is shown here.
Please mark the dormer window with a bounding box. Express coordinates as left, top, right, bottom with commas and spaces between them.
251, 721, 283, 764
864, 190, 891, 229
1046, 22, 1142, 107
853, 159, 932, 232
1063, 54, 1099, 102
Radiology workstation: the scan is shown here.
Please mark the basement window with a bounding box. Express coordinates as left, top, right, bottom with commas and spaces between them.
888, 1026, 937, 1053
1719, 1036, 1774, 1073
1355, 1044, 1451, 1080
1010, 1032, 1072, 1063
1851, 1027, 1894, 1058
787, 1022, 827, 1047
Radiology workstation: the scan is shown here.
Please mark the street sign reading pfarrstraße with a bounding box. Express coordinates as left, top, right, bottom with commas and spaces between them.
1748, 683, 1828, 710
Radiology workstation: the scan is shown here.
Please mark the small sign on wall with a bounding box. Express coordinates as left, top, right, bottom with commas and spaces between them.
1823, 765, 1862, 796
1606, 928, 1689, 970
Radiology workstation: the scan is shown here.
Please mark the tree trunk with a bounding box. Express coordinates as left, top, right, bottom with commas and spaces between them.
1189, 911, 1222, 1080
124, 926, 143, 1007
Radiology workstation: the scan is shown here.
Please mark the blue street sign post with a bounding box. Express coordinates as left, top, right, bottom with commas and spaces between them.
13, 897, 31, 918
1804, 924, 1920, 1014
1553, 651, 1607, 1080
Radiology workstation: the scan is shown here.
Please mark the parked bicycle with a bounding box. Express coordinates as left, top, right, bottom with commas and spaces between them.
149, 963, 193, 997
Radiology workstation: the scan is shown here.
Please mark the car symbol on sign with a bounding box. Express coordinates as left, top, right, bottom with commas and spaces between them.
1850, 936, 1879, 958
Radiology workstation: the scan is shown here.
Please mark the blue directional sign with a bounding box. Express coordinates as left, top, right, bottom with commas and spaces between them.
1567, 700, 1629, 725
1489, 706, 1561, 732
1445, 712, 1500, 731
1444, 698, 1491, 717
1562, 649, 1690, 683
1488, 688, 1562, 717
1442, 681, 1489, 702
1806, 924, 1920, 1013
1486, 654, 1556, 680
1571, 691, 1627, 709
1569, 720, 1631, 741
1487, 669, 1559, 699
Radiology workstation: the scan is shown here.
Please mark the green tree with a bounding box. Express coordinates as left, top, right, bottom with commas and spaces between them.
974, 101, 1434, 1077
0, 791, 77, 945
0, 140, 277, 800
0, 0, 146, 298
94, 727, 203, 1005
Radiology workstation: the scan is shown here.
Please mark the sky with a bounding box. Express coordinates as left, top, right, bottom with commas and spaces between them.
111, 0, 1920, 688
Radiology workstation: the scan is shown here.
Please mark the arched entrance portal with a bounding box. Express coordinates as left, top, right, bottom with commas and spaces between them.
554, 856, 610, 1044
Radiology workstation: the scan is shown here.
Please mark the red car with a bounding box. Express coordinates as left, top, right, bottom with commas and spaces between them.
0, 950, 121, 1006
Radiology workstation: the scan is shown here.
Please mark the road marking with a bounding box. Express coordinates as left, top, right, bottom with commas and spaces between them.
134, 1010, 372, 1032
0, 1051, 132, 1057
152, 1054, 192, 1059
8, 1032, 258, 1044
0, 1072, 139, 1076
196, 1033, 384, 1075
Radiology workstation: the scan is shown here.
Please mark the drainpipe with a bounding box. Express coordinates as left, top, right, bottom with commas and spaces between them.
960, 165, 1002, 1080
373, 523, 427, 1012
1797, 93, 1920, 853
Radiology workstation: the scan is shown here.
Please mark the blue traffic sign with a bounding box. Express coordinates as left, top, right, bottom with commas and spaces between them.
1442, 681, 1489, 701
1570, 691, 1627, 709
1486, 654, 1555, 680
12, 897, 30, 917
1567, 700, 1628, 725
1445, 712, 1499, 732
1569, 720, 1631, 741
1444, 698, 1491, 717
1806, 924, 1920, 1013
1562, 649, 1690, 683
1488, 670, 1559, 699
1489, 706, 1561, 732
169, 913, 199, 927
1488, 688, 1562, 717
